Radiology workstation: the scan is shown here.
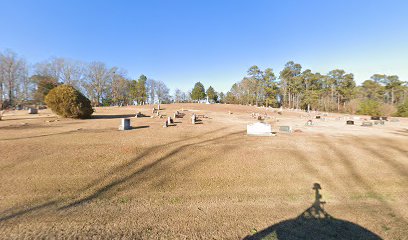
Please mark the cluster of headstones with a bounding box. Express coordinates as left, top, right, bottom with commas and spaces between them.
251, 112, 270, 121
164, 110, 190, 127
347, 116, 390, 126
152, 108, 164, 118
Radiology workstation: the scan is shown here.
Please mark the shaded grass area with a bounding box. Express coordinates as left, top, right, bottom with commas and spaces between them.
0, 124, 407, 238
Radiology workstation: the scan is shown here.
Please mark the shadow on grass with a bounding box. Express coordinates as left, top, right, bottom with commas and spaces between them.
244, 183, 381, 240
0, 127, 236, 221
131, 126, 149, 130
92, 114, 136, 119
0, 129, 79, 141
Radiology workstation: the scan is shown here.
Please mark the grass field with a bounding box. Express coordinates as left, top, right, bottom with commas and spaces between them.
0, 104, 407, 239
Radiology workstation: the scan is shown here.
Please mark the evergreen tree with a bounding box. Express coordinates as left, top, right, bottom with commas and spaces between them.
191, 82, 206, 101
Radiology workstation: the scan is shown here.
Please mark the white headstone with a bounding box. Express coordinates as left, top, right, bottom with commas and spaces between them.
206, 96, 210, 104
247, 122, 272, 136
191, 114, 196, 124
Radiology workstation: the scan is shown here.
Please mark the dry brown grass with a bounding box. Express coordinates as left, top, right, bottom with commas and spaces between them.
0, 104, 407, 239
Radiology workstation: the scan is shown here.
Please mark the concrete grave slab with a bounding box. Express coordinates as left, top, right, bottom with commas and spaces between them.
247, 122, 272, 136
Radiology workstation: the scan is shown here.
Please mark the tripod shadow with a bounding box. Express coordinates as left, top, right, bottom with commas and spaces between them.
244, 183, 381, 240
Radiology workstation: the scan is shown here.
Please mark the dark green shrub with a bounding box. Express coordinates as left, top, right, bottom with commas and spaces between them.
357, 99, 381, 116
45, 85, 93, 119
395, 100, 408, 117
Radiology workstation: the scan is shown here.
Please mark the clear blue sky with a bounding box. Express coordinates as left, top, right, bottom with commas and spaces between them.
1, 0, 407, 93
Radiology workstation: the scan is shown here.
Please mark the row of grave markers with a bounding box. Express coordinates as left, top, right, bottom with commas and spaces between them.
119, 106, 200, 130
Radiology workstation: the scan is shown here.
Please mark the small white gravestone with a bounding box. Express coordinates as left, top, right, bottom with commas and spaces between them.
247, 122, 272, 136
191, 114, 196, 124
28, 108, 38, 114
206, 96, 210, 104
167, 116, 174, 125
119, 118, 131, 130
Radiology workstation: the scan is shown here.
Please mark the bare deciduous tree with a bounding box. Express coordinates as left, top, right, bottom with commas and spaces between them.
35, 57, 84, 88
83, 62, 115, 106
0, 50, 29, 108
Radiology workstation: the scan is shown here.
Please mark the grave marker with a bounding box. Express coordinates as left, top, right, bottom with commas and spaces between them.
167, 116, 174, 125
135, 111, 143, 118
28, 108, 38, 114
346, 120, 354, 125
362, 121, 373, 127
279, 126, 292, 133
191, 114, 196, 124
247, 122, 272, 136
119, 118, 131, 130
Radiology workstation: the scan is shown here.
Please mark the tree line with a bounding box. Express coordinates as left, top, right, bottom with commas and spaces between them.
221, 62, 408, 116
1, 49, 408, 116
0, 49, 171, 108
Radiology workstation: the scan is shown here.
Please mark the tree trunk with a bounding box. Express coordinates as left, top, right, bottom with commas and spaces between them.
391, 88, 394, 105
288, 91, 291, 108
337, 95, 340, 112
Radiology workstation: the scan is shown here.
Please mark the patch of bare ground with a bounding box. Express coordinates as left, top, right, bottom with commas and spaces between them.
0, 104, 407, 239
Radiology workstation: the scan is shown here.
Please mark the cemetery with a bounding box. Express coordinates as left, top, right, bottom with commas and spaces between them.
0, 103, 407, 239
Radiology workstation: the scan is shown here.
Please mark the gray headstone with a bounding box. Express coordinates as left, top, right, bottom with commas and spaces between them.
28, 108, 38, 114
119, 118, 131, 130
362, 121, 373, 127
279, 126, 292, 133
